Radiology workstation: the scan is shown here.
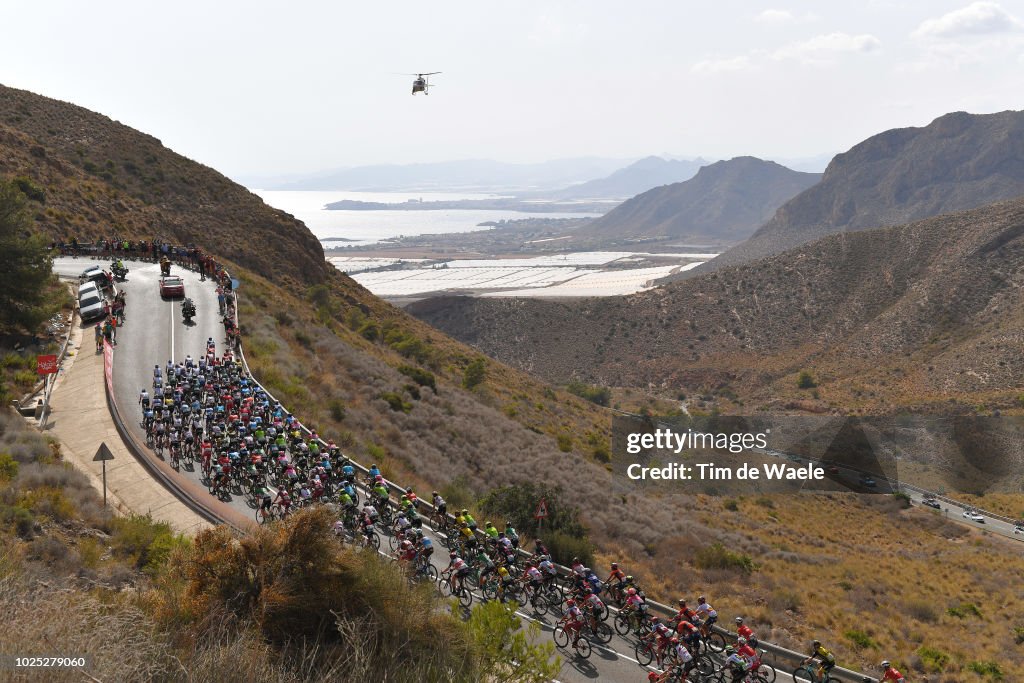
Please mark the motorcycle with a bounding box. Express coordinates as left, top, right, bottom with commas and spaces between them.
110, 262, 129, 281
182, 298, 196, 324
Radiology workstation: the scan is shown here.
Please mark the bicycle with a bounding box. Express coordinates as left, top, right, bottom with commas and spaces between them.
791, 663, 834, 683
439, 571, 474, 608
552, 625, 592, 659
614, 607, 651, 638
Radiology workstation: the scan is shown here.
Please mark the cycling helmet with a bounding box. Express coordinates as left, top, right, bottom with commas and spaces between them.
566, 599, 576, 606
735, 617, 743, 624
678, 599, 687, 606
506, 520, 513, 526
449, 551, 457, 558
405, 486, 413, 493
737, 637, 747, 645
415, 530, 424, 538
486, 521, 492, 527
375, 474, 383, 482
627, 588, 637, 596
432, 491, 438, 496
881, 661, 890, 669
625, 575, 634, 583
651, 617, 660, 624
648, 673, 659, 682
698, 596, 706, 603
725, 646, 735, 655
812, 640, 821, 648
671, 637, 679, 644
370, 464, 377, 468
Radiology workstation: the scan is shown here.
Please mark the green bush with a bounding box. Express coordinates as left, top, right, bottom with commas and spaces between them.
398, 365, 437, 394
12, 176, 45, 203
843, 629, 878, 650
440, 475, 475, 511
109, 514, 182, 573
0, 452, 17, 481
479, 482, 589, 562
917, 646, 950, 672
693, 543, 757, 575
463, 358, 487, 390
565, 381, 611, 407
358, 321, 380, 342
947, 602, 982, 619
0, 504, 35, 538
797, 371, 817, 389
380, 391, 412, 413
328, 398, 346, 422
541, 529, 593, 567
556, 433, 573, 453
967, 661, 1003, 680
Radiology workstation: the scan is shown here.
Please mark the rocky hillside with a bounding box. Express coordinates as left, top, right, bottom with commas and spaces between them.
576, 156, 819, 244
0, 85, 327, 289
410, 196, 1024, 414
704, 110, 1024, 270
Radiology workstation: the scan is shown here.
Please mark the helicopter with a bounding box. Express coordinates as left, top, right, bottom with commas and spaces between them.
408, 72, 440, 95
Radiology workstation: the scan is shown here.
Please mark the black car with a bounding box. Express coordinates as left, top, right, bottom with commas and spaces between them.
922, 498, 941, 510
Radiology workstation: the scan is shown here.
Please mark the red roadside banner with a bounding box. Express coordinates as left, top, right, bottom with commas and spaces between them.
36, 354, 58, 375
103, 340, 113, 393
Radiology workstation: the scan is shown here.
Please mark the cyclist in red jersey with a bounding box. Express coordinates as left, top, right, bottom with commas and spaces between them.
880, 661, 905, 682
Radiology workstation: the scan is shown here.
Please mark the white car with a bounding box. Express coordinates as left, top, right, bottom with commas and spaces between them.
79, 292, 107, 322
1013, 523, 1024, 534
962, 509, 985, 523
78, 281, 99, 301
80, 265, 105, 282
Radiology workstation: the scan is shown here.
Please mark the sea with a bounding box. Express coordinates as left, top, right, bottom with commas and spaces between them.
251, 190, 602, 247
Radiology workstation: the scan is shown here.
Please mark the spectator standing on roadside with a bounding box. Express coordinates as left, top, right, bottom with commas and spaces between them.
94, 323, 103, 351
109, 315, 118, 343
103, 319, 113, 345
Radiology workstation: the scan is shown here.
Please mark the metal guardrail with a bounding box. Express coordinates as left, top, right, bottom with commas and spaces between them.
229, 295, 878, 682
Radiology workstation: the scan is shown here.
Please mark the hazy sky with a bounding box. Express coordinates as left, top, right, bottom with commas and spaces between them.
3, 1, 1023, 178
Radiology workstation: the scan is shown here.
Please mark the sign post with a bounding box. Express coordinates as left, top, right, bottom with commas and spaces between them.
93, 443, 115, 507
534, 497, 548, 535
36, 355, 59, 428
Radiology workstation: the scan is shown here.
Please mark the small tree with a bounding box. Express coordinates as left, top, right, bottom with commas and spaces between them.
0, 180, 57, 331
463, 358, 486, 390
797, 371, 817, 389
464, 600, 560, 682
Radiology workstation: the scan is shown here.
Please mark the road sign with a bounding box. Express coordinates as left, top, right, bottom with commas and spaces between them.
36, 354, 58, 375
92, 443, 115, 462
93, 443, 114, 507
535, 498, 548, 519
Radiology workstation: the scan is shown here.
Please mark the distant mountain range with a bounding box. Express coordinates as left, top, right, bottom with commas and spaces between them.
537, 155, 709, 200
575, 157, 820, 244
243, 157, 635, 192
703, 110, 1024, 271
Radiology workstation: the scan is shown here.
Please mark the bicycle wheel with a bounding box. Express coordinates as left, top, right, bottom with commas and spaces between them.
367, 532, 381, 551
456, 585, 473, 608
756, 663, 777, 683
590, 621, 613, 644
791, 666, 815, 683
421, 564, 438, 582
482, 580, 499, 602
614, 612, 632, 636
529, 592, 548, 616
438, 578, 453, 598
693, 655, 715, 678
705, 631, 727, 653
634, 641, 654, 667
553, 626, 569, 648
388, 532, 401, 553
575, 637, 592, 659
255, 507, 267, 524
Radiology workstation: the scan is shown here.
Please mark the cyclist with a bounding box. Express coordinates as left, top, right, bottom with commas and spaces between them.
473, 547, 497, 585
503, 521, 519, 548
695, 596, 718, 630
880, 661, 905, 682
802, 640, 836, 681
736, 616, 758, 647
432, 491, 447, 517
446, 552, 470, 594
398, 539, 418, 567
606, 561, 626, 594
139, 388, 150, 408
582, 589, 605, 625
272, 487, 291, 517
668, 636, 694, 674
521, 563, 544, 600
558, 599, 585, 648
675, 616, 701, 653
483, 521, 499, 542
259, 489, 273, 518
462, 509, 477, 531
674, 598, 698, 625
496, 565, 516, 600
724, 645, 751, 682
417, 530, 433, 562
367, 463, 381, 480
737, 636, 757, 666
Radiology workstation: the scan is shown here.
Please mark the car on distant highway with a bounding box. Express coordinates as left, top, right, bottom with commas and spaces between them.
922, 497, 942, 510
825, 465, 840, 475
159, 275, 185, 298
859, 475, 877, 487
962, 509, 985, 523
1014, 522, 1024, 534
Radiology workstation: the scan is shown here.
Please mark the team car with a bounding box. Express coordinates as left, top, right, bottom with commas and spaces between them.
159, 275, 185, 298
